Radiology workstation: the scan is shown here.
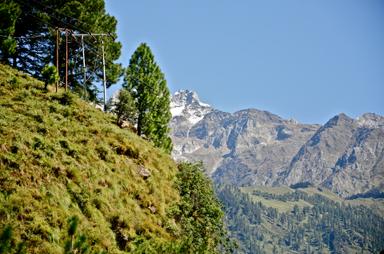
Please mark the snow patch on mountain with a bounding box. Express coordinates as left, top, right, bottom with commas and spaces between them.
170, 89, 213, 124
170, 106, 184, 117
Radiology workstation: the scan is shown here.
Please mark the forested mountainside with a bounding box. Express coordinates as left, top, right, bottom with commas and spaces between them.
170, 90, 384, 253
216, 184, 384, 254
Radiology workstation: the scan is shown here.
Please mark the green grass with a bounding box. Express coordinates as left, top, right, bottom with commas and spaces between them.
241, 185, 347, 213
241, 185, 293, 195
247, 195, 311, 213
300, 187, 343, 202
241, 186, 312, 213
0, 64, 182, 253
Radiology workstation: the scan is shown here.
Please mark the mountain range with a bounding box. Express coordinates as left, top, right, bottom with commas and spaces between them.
170, 90, 384, 198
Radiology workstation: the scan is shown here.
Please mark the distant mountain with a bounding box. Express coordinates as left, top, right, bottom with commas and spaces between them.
170, 89, 213, 125
170, 90, 384, 198
282, 113, 384, 197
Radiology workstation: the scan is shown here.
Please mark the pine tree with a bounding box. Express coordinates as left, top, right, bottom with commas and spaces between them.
41, 64, 59, 90
123, 43, 172, 153
175, 162, 234, 253
0, 1, 20, 63
113, 89, 137, 127
0, 0, 123, 100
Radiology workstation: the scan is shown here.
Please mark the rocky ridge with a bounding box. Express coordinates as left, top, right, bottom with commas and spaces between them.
170, 90, 384, 198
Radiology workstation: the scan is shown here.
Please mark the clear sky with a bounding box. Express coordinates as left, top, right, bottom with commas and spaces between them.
105, 0, 384, 124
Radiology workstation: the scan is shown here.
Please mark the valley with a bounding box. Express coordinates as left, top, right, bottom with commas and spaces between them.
170, 89, 384, 253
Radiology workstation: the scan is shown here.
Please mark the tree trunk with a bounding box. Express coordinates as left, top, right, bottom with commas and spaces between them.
137, 113, 142, 136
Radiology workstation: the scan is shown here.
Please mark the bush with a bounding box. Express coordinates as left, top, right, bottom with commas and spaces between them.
113, 89, 137, 127
41, 65, 59, 90
51, 92, 75, 106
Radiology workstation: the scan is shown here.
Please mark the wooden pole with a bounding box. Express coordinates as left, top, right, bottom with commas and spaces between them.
101, 39, 107, 111
55, 28, 59, 92
65, 29, 68, 91
81, 35, 86, 98
70, 32, 113, 105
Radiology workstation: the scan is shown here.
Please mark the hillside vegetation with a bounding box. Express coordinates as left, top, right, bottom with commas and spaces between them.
217, 184, 384, 254
0, 64, 228, 253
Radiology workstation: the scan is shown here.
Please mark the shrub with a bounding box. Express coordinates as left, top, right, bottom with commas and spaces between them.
51, 92, 75, 106
41, 65, 59, 90
113, 89, 137, 127
96, 145, 110, 161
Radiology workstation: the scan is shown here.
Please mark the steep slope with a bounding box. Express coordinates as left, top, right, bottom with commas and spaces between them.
0, 65, 181, 253
283, 113, 384, 197
170, 90, 320, 185
283, 113, 356, 186
324, 114, 384, 197
212, 109, 319, 186
170, 90, 384, 198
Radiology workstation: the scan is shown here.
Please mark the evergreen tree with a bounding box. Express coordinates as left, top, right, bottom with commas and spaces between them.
113, 89, 137, 127
123, 43, 172, 153
41, 64, 59, 90
175, 162, 234, 253
0, 0, 122, 100
0, 1, 20, 63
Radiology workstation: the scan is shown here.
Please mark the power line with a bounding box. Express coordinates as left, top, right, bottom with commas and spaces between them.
9, 0, 120, 108
16, 0, 116, 69
17, 5, 109, 92
71, 33, 115, 111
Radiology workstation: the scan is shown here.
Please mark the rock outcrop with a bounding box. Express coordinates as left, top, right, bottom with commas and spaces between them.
170, 90, 384, 198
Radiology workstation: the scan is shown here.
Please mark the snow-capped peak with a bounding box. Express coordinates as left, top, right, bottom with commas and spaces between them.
171, 90, 213, 124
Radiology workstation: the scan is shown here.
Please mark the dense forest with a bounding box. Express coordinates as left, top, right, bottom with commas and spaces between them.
216, 185, 384, 254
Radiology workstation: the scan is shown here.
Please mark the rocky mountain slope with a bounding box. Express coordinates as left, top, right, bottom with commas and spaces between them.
170, 90, 384, 198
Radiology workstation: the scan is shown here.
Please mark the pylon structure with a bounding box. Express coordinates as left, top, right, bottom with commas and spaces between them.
72, 33, 112, 111
56, 28, 113, 111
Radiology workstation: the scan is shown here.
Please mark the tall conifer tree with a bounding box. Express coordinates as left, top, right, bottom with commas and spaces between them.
0, 0, 123, 100
123, 43, 172, 153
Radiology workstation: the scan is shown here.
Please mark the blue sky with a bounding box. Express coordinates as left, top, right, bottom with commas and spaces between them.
105, 0, 384, 124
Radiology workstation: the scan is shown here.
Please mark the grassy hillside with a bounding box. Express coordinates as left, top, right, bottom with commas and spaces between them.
0, 64, 183, 253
